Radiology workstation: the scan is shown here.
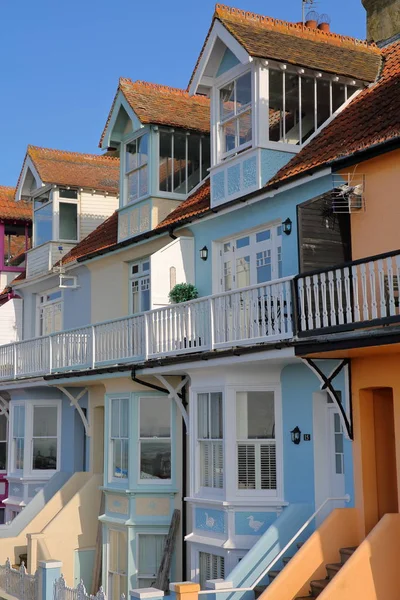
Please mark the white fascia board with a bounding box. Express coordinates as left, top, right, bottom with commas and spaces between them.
101, 91, 142, 150
15, 156, 44, 201
189, 20, 251, 96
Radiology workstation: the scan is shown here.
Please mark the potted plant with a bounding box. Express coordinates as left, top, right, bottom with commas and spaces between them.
169, 283, 199, 304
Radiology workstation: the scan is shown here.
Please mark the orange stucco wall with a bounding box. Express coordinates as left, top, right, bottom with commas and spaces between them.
345, 148, 400, 260
351, 352, 400, 538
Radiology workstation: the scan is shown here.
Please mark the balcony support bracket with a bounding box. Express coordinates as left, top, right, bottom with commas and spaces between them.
302, 358, 353, 440
154, 375, 190, 434
56, 386, 91, 437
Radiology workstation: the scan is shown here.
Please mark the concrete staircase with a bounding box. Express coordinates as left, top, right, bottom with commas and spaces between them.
255, 543, 358, 599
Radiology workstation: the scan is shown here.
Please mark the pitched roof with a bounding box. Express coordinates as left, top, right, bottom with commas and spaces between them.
60, 210, 119, 265
100, 79, 210, 146
0, 186, 31, 221
190, 4, 382, 87
18, 146, 120, 194
156, 179, 211, 229
268, 39, 400, 188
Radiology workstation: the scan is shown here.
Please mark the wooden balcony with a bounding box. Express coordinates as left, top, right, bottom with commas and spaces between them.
0, 277, 294, 381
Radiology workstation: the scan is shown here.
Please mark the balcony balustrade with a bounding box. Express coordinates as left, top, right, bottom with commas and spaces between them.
0, 277, 294, 381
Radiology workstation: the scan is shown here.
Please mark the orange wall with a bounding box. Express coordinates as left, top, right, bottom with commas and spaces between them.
351, 352, 400, 538
345, 148, 400, 260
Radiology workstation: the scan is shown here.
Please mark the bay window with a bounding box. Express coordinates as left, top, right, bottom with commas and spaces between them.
37, 290, 62, 336
110, 398, 129, 480
108, 529, 127, 600
159, 130, 210, 195
129, 259, 150, 313
126, 133, 149, 204
198, 392, 223, 489
220, 71, 252, 157
139, 396, 171, 481
236, 391, 276, 491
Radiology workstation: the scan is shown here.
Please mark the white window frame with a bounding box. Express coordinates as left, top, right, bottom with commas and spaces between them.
109, 397, 129, 483
56, 188, 79, 243
107, 527, 128, 600
36, 288, 63, 337
33, 192, 53, 248
10, 400, 61, 477
124, 131, 149, 206
129, 259, 151, 314
234, 386, 283, 500
136, 532, 168, 588
218, 223, 282, 292
218, 69, 253, 161
197, 392, 224, 492
138, 395, 172, 485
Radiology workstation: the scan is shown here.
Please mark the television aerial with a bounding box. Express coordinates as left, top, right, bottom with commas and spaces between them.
302, 0, 318, 24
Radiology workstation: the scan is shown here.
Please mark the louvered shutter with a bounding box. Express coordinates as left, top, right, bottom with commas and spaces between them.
260, 443, 277, 490
200, 441, 211, 487
213, 441, 224, 488
199, 553, 225, 589
237, 444, 256, 489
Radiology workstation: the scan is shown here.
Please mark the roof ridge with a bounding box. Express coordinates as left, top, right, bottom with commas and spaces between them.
215, 3, 381, 54
27, 145, 119, 163
0, 185, 16, 193
119, 77, 210, 102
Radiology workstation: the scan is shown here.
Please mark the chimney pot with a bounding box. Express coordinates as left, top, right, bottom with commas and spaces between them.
305, 19, 318, 29
318, 22, 330, 32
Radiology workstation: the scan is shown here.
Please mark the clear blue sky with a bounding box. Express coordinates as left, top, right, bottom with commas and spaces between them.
0, 0, 366, 186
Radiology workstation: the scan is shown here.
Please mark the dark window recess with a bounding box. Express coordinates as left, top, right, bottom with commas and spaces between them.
297, 196, 351, 274
59, 188, 78, 199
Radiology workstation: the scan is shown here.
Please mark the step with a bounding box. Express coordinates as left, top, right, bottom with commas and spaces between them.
310, 579, 330, 597
326, 562, 342, 579
339, 546, 358, 564
282, 556, 293, 566
268, 569, 281, 583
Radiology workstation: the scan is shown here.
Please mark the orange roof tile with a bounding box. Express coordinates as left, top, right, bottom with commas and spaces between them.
156, 179, 211, 229
18, 146, 120, 195
189, 4, 382, 88
0, 186, 31, 221
60, 210, 119, 265
268, 39, 400, 188
100, 79, 210, 146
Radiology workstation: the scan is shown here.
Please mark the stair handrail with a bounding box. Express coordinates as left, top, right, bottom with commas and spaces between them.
198, 495, 351, 595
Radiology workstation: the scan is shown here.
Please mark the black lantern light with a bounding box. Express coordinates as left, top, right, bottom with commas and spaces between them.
282, 218, 292, 236
200, 246, 209, 261
290, 426, 301, 445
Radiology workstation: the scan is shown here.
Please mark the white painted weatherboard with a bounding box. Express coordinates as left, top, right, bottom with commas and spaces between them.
79, 191, 118, 240
150, 236, 195, 308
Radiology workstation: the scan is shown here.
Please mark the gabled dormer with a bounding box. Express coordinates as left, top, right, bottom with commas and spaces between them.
15, 146, 119, 279
100, 79, 210, 243
189, 4, 382, 207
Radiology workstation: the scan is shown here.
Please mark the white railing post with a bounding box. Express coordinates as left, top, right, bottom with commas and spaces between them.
208, 297, 215, 350
144, 312, 150, 359
13, 344, 17, 379
91, 325, 96, 369
49, 335, 53, 374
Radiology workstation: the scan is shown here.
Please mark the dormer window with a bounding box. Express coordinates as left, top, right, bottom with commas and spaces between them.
159, 130, 210, 195
126, 133, 149, 204
219, 71, 252, 158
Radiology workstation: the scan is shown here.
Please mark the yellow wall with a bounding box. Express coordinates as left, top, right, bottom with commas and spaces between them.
260, 509, 360, 600
317, 514, 400, 600
347, 149, 400, 260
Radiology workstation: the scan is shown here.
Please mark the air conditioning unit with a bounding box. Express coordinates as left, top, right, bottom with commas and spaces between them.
331, 174, 366, 214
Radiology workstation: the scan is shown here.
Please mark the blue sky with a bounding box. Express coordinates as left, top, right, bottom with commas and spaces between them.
0, 0, 366, 186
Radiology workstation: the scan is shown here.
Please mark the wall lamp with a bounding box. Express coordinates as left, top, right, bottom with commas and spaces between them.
282, 218, 292, 236
290, 426, 301, 445
200, 246, 209, 261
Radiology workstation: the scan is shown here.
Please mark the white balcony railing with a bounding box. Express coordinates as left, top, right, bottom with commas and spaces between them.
0, 277, 294, 381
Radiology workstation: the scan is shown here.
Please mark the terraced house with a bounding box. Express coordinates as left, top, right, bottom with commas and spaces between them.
0, 1, 398, 600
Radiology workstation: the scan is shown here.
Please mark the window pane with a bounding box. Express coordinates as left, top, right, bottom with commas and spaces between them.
59, 202, 78, 240
140, 441, 171, 479
238, 111, 252, 146
236, 256, 250, 288
256, 230, 270, 242
120, 398, 129, 438
34, 202, 53, 246
33, 407, 57, 437
140, 397, 170, 437
59, 188, 78, 199
222, 120, 236, 154
317, 79, 331, 128
256, 250, 272, 283
201, 137, 210, 180
0, 415, 8, 442
224, 261, 232, 292
236, 236, 250, 249
113, 439, 128, 478
220, 81, 235, 121
332, 81, 346, 113
138, 134, 148, 166
301, 76, 316, 142
236, 391, 275, 439
139, 165, 148, 197
285, 73, 300, 144
197, 393, 209, 439
210, 393, 223, 439
126, 140, 138, 172
159, 132, 173, 192
346, 84, 359, 100
173, 132, 187, 194
269, 70, 284, 142
0, 441, 7, 470
236, 72, 252, 111
111, 399, 120, 437
187, 134, 201, 192
32, 438, 57, 469
14, 406, 25, 438
127, 171, 138, 203
15, 438, 24, 470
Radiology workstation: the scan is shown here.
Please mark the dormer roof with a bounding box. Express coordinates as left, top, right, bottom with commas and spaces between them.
16, 146, 120, 197
0, 186, 31, 221
100, 79, 210, 147
190, 4, 383, 90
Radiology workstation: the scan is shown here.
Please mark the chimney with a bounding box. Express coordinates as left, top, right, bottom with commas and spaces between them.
362, 0, 400, 42
318, 14, 331, 33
